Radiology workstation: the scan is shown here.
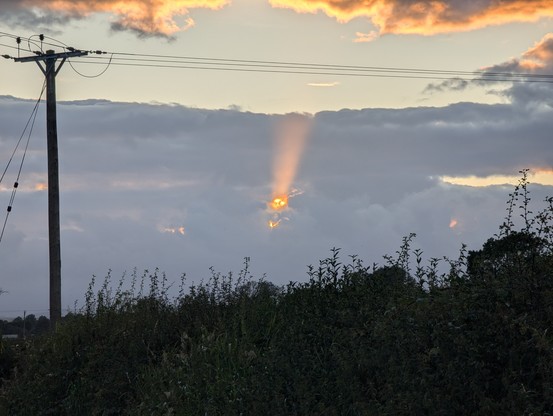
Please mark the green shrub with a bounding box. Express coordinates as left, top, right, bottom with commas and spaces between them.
1, 172, 552, 415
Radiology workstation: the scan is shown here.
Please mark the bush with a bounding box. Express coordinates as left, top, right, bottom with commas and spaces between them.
1, 172, 552, 414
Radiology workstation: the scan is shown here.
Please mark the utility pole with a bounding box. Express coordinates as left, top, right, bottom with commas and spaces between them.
14, 48, 88, 329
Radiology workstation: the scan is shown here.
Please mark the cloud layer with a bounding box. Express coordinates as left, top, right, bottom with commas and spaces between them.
0, 92, 551, 317
0, 0, 228, 37
270, 0, 553, 36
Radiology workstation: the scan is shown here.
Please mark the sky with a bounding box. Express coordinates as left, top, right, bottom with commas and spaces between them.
0, 0, 553, 318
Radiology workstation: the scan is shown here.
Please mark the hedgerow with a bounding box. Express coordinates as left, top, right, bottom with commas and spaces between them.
1, 171, 552, 415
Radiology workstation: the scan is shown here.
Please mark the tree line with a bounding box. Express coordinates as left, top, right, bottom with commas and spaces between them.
0, 314, 50, 338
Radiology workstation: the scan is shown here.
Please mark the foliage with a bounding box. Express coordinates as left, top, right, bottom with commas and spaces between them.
0, 171, 552, 415
1, 314, 50, 337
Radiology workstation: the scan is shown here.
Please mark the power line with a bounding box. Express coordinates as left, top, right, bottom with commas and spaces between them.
31, 34, 115, 79
68, 57, 553, 84
2, 31, 553, 84
102, 51, 553, 80
0, 80, 46, 245
0, 32, 49, 53
68, 54, 114, 78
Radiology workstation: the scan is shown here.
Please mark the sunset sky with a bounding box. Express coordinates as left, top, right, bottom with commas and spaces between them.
2, 0, 553, 113
0, 0, 552, 317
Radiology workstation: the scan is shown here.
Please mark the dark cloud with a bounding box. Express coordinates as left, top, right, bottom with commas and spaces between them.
0, 0, 82, 31
0, 96, 551, 317
423, 78, 470, 94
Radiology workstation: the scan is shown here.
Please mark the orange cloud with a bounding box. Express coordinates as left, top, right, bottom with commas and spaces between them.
476, 32, 553, 74
354, 31, 379, 43
34, 182, 48, 191
269, 0, 553, 36
21, 0, 228, 37
518, 33, 553, 70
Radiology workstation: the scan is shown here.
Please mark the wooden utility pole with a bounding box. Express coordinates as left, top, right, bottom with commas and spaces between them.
15, 48, 87, 329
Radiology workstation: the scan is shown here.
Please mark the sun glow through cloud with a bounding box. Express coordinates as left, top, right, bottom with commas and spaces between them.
266, 114, 311, 229
270, 195, 289, 211
272, 114, 311, 198
268, 219, 281, 229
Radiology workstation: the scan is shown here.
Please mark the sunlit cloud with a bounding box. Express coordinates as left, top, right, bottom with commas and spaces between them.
516, 33, 553, 71
161, 226, 186, 235
479, 33, 553, 74
267, 212, 291, 230
449, 218, 458, 229
307, 82, 340, 87
268, 218, 281, 229
0, 182, 47, 192
354, 31, 379, 43
269, 0, 553, 36
441, 169, 553, 187
5, 0, 229, 37
524, 34, 553, 60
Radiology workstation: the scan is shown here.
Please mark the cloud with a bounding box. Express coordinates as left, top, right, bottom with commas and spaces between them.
0, 0, 229, 38
269, 0, 553, 36
425, 33, 553, 104
482, 33, 553, 74
441, 169, 553, 187
423, 78, 470, 94
0, 95, 551, 317
307, 82, 340, 87
354, 31, 379, 43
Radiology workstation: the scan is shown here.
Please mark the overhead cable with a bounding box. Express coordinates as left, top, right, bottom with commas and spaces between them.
0, 80, 46, 245
2, 31, 553, 84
